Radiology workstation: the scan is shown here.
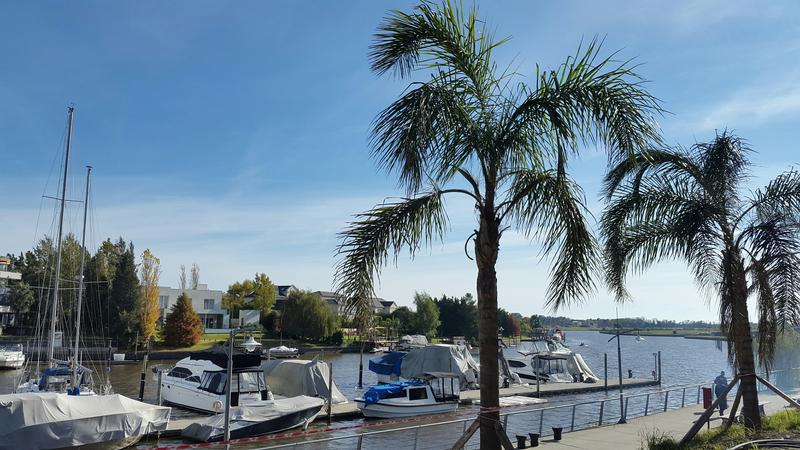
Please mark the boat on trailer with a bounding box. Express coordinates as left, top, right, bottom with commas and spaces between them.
355, 372, 460, 419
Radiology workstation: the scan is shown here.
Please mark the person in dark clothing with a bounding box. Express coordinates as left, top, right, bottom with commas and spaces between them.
714, 371, 729, 416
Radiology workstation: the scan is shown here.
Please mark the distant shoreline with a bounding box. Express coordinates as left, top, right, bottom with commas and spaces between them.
562, 327, 727, 341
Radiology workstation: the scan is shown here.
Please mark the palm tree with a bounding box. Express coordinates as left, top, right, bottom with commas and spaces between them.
334, 2, 662, 447
602, 132, 800, 428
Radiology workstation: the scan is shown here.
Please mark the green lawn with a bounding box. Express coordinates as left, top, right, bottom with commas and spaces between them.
646, 408, 800, 449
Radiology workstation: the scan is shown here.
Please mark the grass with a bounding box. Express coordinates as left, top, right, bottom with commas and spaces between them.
644, 408, 800, 449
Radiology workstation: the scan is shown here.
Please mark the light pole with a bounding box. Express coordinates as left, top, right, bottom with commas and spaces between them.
607, 323, 641, 424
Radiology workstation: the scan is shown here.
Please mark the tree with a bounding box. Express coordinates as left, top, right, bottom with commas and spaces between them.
8, 281, 35, 327
179, 265, 187, 290
389, 306, 416, 336
333, 3, 661, 446
138, 249, 161, 344
163, 292, 202, 347
601, 132, 800, 428
281, 290, 339, 341
190, 263, 200, 289
413, 292, 440, 338
108, 245, 141, 347
223, 273, 277, 318
435, 293, 478, 339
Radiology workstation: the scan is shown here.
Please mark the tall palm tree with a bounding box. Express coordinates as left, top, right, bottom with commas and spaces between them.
602, 132, 800, 428
334, 2, 662, 446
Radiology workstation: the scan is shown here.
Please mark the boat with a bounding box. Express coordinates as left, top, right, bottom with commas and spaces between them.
241, 336, 262, 353
160, 347, 273, 413
267, 345, 298, 359
181, 396, 325, 442
635, 331, 646, 342
0, 392, 170, 450
396, 334, 428, 351
263, 357, 347, 404
0, 344, 25, 369
507, 337, 599, 383
368, 344, 481, 388
355, 372, 460, 419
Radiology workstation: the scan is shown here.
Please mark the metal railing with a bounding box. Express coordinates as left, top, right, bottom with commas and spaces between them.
226, 368, 800, 450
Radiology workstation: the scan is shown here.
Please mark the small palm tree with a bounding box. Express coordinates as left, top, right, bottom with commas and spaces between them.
602, 132, 800, 428
334, 2, 661, 446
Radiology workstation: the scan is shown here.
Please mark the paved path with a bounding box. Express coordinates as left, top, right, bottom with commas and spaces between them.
532, 391, 794, 450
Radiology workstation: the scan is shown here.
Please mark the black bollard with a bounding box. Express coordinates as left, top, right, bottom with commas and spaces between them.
552, 427, 563, 441
628, 369, 633, 379
528, 433, 540, 447
515, 435, 527, 449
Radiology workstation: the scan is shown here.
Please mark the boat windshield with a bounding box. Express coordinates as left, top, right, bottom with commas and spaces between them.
198, 370, 266, 395
518, 340, 550, 354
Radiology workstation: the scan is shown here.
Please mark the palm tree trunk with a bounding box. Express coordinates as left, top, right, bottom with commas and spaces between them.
476, 211, 501, 449
731, 257, 761, 428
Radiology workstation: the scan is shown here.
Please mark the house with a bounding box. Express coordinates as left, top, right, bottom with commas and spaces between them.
158, 284, 229, 330
0, 257, 22, 327
378, 300, 398, 315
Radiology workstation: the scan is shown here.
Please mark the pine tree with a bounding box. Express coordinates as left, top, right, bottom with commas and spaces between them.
163, 292, 202, 347
108, 245, 141, 347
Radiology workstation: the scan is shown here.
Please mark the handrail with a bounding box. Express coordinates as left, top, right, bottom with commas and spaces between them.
251, 368, 800, 450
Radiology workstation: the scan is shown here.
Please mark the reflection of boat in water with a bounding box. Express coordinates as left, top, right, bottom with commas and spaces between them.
355, 372, 459, 418
507, 337, 598, 383
182, 396, 325, 442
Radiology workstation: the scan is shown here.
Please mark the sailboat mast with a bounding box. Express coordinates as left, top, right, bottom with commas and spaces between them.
47, 106, 74, 367
73, 165, 91, 386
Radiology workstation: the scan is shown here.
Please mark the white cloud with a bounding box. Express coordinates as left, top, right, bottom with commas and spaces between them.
697, 79, 800, 131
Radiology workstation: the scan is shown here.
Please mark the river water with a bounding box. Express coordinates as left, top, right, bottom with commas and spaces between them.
0, 331, 736, 448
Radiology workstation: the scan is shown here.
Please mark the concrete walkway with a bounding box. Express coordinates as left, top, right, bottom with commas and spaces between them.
533, 392, 793, 449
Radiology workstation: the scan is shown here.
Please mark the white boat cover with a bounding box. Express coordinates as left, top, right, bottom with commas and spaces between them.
263, 358, 347, 404
400, 344, 479, 389
182, 396, 324, 441
399, 335, 428, 346
0, 392, 171, 450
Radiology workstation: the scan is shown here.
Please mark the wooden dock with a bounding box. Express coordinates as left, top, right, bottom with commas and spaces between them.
152, 378, 658, 438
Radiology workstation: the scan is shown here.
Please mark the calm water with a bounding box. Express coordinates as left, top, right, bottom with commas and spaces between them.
0, 331, 735, 448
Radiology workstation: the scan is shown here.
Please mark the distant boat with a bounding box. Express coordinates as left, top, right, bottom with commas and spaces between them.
267, 345, 299, 359
635, 331, 646, 342
0, 345, 25, 369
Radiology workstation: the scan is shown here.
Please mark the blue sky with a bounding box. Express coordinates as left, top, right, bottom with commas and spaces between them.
2, 1, 799, 321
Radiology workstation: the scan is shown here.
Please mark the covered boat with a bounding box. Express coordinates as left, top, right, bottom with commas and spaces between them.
355, 372, 459, 419
263, 357, 347, 404
267, 345, 298, 358
181, 396, 325, 442
507, 338, 599, 383
0, 392, 170, 450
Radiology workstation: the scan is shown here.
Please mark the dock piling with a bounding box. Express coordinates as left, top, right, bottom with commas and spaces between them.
327, 362, 333, 425
604, 353, 608, 393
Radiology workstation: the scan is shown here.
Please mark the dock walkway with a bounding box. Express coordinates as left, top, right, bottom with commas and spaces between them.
155, 378, 657, 437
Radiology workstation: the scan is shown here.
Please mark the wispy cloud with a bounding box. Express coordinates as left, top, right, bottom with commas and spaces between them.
698, 79, 800, 131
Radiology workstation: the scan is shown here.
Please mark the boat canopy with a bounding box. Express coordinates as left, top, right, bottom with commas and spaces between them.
362, 380, 425, 405
368, 352, 405, 376
400, 345, 479, 389
0, 392, 170, 449
190, 346, 261, 369
263, 357, 347, 404
38, 366, 91, 391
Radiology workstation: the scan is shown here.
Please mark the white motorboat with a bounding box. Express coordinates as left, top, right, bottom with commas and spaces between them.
182, 396, 325, 442
355, 372, 459, 419
267, 345, 298, 359
160, 347, 272, 413
241, 336, 263, 353
0, 392, 170, 450
507, 337, 599, 383
0, 345, 25, 369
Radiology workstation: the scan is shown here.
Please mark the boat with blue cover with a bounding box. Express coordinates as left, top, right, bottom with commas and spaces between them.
355, 372, 460, 418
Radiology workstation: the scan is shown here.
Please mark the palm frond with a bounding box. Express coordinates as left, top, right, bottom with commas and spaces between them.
602, 147, 703, 200
334, 191, 449, 315
744, 169, 800, 225
693, 131, 751, 209
501, 38, 663, 169
501, 168, 598, 310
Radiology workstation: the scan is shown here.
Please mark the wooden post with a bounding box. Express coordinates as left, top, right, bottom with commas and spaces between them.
604, 353, 608, 393
723, 386, 743, 430
535, 355, 540, 397
679, 376, 739, 446
156, 370, 163, 405
754, 375, 800, 409
657, 351, 662, 384
450, 419, 480, 449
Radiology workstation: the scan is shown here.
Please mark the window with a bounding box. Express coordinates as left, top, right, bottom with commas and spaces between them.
204, 298, 215, 310
408, 387, 428, 401
185, 375, 201, 383
167, 367, 192, 379
159, 295, 169, 308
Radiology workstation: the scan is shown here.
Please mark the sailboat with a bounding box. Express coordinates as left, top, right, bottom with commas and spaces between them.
1, 107, 171, 450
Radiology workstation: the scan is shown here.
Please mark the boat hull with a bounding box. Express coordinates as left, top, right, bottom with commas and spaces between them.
355, 399, 458, 418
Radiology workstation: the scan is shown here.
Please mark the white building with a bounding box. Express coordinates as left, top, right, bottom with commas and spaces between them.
158, 284, 229, 330
0, 257, 22, 327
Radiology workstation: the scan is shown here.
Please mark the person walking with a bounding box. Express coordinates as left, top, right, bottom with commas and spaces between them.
714, 371, 729, 416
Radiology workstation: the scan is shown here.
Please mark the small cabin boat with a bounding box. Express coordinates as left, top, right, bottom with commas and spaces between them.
355, 372, 460, 419
267, 345, 298, 359
0, 345, 25, 369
